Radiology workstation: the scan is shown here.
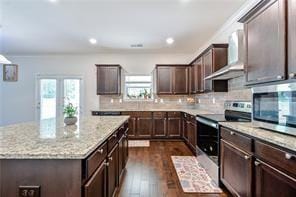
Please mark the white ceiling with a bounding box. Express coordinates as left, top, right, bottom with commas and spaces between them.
1, 0, 247, 54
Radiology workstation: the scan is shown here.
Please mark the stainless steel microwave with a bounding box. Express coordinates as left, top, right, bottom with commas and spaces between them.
252, 83, 296, 137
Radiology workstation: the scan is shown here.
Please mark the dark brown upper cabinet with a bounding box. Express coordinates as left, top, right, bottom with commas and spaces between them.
156, 65, 189, 95
96, 65, 121, 95
239, 0, 287, 85
288, 0, 296, 80
190, 44, 228, 93
190, 65, 197, 94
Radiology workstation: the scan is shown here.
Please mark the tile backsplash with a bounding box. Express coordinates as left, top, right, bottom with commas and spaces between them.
99, 75, 251, 113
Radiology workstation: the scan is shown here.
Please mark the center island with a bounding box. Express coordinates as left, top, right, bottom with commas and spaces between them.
0, 116, 129, 197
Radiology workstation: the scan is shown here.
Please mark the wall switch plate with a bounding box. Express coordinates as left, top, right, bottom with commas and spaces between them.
19, 186, 40, 197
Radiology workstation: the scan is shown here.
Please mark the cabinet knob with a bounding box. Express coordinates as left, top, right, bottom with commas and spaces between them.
104, 162, 109, 166
97, 149, 104, 154
285, 153, 294, 160
244, 155, 250, 160
277, 75, 284, 79
113, 134, 117, 138
289, 73, 296, 79
109, 157, 113, 161
230, 131, 235, 135
254, 161, 261, 166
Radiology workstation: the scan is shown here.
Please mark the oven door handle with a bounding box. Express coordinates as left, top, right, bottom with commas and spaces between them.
196, 117, 219, 129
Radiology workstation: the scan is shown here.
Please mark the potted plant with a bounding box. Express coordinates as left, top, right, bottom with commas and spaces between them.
63, 103, 78, 125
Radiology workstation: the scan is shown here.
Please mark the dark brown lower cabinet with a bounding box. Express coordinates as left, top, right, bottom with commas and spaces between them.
122, 112, 137, 138
153, 112, 167, 138
122, 130, 129, 168
220, 140, 252, 197
84, 160, 107, 197
118, 135, 124, 180
254, 159, 296, 197
107, 144, 119, 197
182, 114, 189, 142
167, 115, 182, 137
187, 119, 197, 152
137, 112, 153, 138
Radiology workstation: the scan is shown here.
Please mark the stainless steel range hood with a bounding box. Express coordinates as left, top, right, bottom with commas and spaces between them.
205, 30, 245, 80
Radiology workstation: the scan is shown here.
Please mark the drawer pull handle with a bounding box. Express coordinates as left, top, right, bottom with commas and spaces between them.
230, 131, 235, 135
113, 134, 117, 138
109, 157, 113, 161
244, 155, 250, 160
285, 153, 294, 160
97, 149, 104, 154
104, 162, 109, 167
254, 161, 261, 166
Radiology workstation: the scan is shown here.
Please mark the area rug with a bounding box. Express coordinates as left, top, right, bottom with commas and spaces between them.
171, 156, 222, 193
128, 140, 150, 147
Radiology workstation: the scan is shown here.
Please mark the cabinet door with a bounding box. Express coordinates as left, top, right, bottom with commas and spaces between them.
84, 161, 107, 197
156, 66, 173, 94
203, 50, 213, 92
174, 66, 189, 94
118, 136, 124, 179
243, 0, 286, 85
107, 145, 119, 197
122, 112, 137, 138
190, 66, 196, 94
288, 0, 296, 80
167, 117, 181, 137
255, 159, 296, 197
137, 112, 153, 138
187, 121, 197, 151
220, 140, 252, 197
122, 131, 129, 168
183, 115, 189, 142
96, 65, 121, 95
153, 112, 167, 138
195, 58, 204, 93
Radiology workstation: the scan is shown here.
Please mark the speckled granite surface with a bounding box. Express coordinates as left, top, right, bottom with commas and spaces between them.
0, 116, 129, 159
219, 122, 296, 152
95, 108, 215, 116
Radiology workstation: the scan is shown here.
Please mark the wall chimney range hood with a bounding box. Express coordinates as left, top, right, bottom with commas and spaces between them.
205, 30, 245, 80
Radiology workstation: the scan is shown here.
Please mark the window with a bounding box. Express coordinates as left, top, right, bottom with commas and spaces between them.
124, 75, 153, 100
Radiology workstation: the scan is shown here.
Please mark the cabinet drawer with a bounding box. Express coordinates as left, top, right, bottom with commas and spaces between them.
153, 111, 167, 118
138, 111, 152, 117
86, 142, 107, 178
221, 127, 252, 153
168, 111, 181, 117
108, 130, 119, 151
255, 140, 296, 177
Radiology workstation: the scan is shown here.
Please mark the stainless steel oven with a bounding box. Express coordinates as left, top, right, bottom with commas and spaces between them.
252, 83, 296, 136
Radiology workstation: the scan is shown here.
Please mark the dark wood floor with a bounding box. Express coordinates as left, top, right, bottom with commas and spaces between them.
117, 141, 230, 197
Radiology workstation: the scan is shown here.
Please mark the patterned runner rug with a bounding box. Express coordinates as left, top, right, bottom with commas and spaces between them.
171, 156, 222, 193
128, 140, 150, 147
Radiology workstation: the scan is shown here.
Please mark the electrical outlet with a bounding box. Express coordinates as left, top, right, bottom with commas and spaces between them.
19, 186, 40, 197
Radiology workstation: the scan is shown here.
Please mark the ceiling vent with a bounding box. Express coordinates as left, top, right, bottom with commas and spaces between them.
130, 44, 143, 48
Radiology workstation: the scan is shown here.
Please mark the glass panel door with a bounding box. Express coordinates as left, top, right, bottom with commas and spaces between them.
39, 79, 57, 120
63, 79, 81, 116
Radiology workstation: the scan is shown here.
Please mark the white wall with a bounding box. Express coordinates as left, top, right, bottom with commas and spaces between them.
1, 53, 192, 125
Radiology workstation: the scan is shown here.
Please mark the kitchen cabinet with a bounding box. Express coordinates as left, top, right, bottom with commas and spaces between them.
96, 65, 121, 95
122, 112, 137, 138
153, 112, 167, 138
182, 113, 189, 142
189, 44, 228, 92
288, 0, 296, 80
137, 112, 153, 138
254, 159, 296, 197
187, 118, 197, 152
239, 0, 286, 85
220, 139, 252, 197
156, 66, 173, 94
174, 66, 189, 94
84, 160, 107, 197
107, 144, 119, 197
156, 65, 189, 95
167, 112, 182, 137
122, 129, 129, 168
190, 65, 196, 94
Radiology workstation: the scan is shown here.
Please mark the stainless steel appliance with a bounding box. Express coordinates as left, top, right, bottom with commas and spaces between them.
196, 101, 252, 185
252, 82, 296, 136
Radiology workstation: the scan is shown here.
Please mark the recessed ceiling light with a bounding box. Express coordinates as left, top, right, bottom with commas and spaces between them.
89, 38, 97, 45
48, 0, 58, 3
166, 37, 174, 45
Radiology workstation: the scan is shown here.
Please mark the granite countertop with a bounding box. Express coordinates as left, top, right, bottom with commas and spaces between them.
94, 108, 215, 116
0, 116, 129, 159
219, 122, 296, 152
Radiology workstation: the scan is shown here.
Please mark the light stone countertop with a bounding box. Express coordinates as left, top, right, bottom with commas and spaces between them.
94, 108, 216, 116
219, 122, 296, 152
0, 116, 129, 159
